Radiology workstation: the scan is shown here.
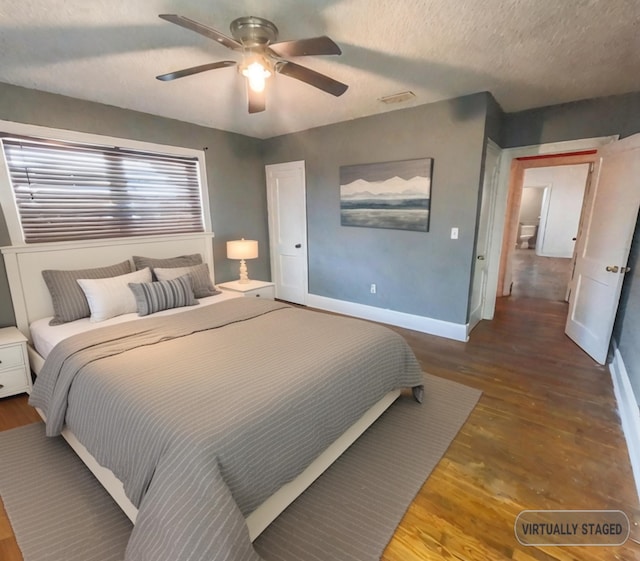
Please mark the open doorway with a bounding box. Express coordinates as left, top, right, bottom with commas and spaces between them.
482, 134, 640, 365
497, 151, 598, 303
511, 163, 590, 301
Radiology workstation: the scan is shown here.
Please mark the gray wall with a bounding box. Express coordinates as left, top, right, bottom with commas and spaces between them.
484, 93, 505, 148
264, 93, 490, 325
503, 92, 640, 404
0, 207, 13, 326
614, 219, 640, 402
503, 91, 640, 148
0, 82, 268, 327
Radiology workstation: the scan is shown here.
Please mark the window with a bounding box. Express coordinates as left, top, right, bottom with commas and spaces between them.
0, 131, 207, 244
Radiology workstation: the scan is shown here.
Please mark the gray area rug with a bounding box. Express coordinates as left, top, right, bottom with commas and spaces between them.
0, 374, 480, 561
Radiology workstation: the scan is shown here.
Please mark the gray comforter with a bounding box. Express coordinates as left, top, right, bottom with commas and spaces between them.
30, 298, 423, 561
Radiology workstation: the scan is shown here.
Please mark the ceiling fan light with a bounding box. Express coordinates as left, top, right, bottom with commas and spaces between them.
242, 61, 271, 92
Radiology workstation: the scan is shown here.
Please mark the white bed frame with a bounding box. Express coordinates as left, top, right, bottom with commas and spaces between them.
1, 233, 400, 541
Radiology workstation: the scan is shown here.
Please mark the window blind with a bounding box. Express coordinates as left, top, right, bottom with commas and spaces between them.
1, 136, 205, 243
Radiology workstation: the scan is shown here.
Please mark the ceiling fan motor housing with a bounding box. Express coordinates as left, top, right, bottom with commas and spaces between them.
230, 16, 279, 49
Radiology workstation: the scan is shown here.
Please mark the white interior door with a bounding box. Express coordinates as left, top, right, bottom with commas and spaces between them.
469, 141, 501, 331
265, 161, 308, 305
566, 134, 640, 364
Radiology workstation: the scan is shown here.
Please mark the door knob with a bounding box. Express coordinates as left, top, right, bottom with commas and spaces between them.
606, 265, 619, 273
295, 243, 301, 248
477, 255, 485, 260
621, 267, 631, 274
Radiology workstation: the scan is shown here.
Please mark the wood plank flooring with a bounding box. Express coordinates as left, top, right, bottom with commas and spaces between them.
382, 297, 640, 561
511, 248, 573, 301
1, 296, 639, 560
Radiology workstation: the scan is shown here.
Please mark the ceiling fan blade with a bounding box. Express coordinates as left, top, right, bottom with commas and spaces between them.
269, 36, 342, 57
248, 87, 266, 114
156, 61, 236, 81
159, 14, 243, 51
276, 61, 348, 97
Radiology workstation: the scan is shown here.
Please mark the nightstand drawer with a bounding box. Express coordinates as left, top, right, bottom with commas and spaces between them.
0, 344, 25, 372
0, 367, 30, 397
217, 280, 275, 299
245, 286, 275, 299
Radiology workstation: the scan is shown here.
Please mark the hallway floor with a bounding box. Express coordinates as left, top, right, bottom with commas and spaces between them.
511, 248, 573, 301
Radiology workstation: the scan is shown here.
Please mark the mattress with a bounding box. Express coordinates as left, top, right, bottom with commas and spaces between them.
29, 290, 242, 359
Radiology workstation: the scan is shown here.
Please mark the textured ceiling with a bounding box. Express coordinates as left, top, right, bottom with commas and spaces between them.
1, 0, 639, 139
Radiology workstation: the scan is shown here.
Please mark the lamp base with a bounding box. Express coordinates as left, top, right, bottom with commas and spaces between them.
238, 259, 250, 284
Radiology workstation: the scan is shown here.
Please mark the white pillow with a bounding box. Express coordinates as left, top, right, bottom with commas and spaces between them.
77, 267, 152, 322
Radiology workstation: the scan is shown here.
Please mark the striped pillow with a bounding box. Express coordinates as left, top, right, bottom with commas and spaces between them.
154, 263, 220, 298
132, 254, 202, 279
128, 275, 198, 316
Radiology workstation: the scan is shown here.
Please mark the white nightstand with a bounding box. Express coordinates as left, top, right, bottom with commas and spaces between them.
218, 279, 275, 299
0, 327, 32, 398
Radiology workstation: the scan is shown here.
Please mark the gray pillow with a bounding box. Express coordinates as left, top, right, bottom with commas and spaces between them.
154, 263, 220, 299
132, 254, 202, 279
42, 260, 133, 325
128, 275, 198, 316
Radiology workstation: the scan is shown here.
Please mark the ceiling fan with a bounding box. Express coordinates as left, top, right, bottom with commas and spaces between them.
156, 14, 348, 114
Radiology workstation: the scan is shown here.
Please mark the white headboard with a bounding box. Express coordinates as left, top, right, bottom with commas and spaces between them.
1, 233, 215, 339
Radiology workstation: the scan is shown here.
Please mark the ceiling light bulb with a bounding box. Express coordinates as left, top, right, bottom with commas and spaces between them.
242, 62, 271, 93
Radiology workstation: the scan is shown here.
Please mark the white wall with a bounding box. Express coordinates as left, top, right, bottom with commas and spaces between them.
523, 164, 590, 258
519, 187, 544, 225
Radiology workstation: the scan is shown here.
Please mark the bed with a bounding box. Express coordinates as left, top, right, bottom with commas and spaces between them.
1, 233, 424, 561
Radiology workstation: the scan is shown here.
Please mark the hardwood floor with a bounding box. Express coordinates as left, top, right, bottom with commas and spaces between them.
1, 296, 639, 560
382, 297, 640, 560
511, 248, 573, 301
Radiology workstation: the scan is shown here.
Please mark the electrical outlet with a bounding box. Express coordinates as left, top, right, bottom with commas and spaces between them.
370, 283, 377, 294
451, 227, 459, 240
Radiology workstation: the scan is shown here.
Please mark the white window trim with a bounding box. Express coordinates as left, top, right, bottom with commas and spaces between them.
0, 119, 212, 246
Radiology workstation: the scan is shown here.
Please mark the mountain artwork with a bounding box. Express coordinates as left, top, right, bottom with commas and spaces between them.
340, 158, 432, 231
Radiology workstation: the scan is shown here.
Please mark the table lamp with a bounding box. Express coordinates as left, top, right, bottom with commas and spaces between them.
226, 239, 258, 284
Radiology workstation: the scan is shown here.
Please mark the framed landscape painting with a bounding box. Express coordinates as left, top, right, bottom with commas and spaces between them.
340, 158, 433, 232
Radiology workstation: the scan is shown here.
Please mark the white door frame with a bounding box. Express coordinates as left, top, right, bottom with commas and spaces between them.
484, 135, 618, 319
534, 184, 552, 256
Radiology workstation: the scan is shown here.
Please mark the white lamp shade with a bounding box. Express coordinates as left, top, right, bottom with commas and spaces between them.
227, 239, 258, 260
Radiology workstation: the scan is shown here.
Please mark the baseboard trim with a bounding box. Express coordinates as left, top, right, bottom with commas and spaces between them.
609, 346, 640, 502
305, 294, 468, 342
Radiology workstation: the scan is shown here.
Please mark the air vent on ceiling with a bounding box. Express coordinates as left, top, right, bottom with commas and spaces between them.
379, 91, 416, 104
